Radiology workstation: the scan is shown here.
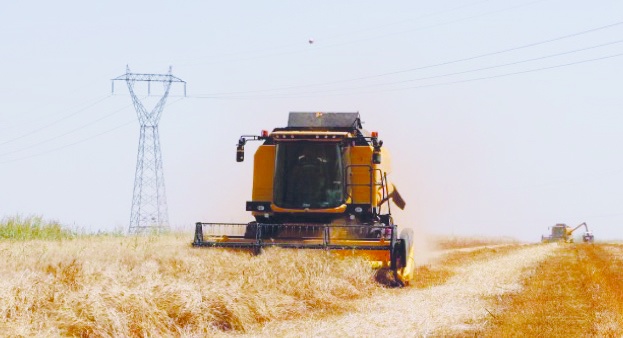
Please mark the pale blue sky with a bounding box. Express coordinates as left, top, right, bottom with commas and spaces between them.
0, 0, 621, 241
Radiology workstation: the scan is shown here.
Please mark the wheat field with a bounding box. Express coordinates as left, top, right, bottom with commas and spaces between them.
0, 233, 380, 336
1, 217, 622, 337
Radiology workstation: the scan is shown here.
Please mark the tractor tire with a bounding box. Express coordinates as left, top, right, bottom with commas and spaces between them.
387, 228, 415, 287
398, 228, 415, 285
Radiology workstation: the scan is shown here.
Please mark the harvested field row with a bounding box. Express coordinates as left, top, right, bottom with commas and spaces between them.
244, 244, 556, 337
474, 244, 623, 337
412, 244, 525, 289
432, 236, 519, 250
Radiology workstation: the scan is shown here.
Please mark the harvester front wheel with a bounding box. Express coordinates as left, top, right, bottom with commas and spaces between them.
375, 227, 415, 288
395, 228, 415, 286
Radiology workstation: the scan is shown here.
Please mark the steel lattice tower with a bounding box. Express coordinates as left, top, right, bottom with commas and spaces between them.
112, 66, 186, 234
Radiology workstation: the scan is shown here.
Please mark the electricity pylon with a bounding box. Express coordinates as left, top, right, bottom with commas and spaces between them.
112, 66, 186, 234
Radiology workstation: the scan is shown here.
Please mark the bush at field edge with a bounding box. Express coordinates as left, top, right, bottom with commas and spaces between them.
0, 215, 75, 240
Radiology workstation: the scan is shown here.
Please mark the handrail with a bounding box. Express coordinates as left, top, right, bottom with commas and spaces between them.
345, 164, 386, 212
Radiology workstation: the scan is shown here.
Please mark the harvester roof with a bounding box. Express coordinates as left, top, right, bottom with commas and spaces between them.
286, 112, 362, 130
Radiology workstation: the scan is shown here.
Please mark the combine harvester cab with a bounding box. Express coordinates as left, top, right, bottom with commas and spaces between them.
193, 112, 415, 286
541, 223, 567, 243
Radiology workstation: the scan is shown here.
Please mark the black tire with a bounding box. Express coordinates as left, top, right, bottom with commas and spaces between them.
398, 228, 413, 268
396, 228, 415, 285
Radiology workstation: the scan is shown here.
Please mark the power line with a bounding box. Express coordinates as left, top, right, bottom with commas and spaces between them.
311, 0, 552, 51
179, 0, 494, 65
223, 39, 623, 97
181, 0, 550, 66
195, 19, 623, 97
0, 79, 106, 132
329, 52, 623, 96
322, 0, 495, 40
0, 103, 133, 157
0, 119, 136, 164
186, 52, 623, 100
391, 52, 623, 92
385, 39, 623, 86
0, 97, 185, 164
0, 94, 112, 147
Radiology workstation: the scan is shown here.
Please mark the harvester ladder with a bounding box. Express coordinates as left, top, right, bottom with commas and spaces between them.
345, 164, 388, 214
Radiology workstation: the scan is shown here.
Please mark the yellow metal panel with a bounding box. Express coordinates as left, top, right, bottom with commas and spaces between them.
252, 145, 275, 202
332, 249, 390, 263
349, 146, 373, 205
348, 146, 393, 207
349, 146, 383, 206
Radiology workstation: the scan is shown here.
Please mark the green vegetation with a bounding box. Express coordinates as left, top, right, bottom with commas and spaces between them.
0, 215, 75, 240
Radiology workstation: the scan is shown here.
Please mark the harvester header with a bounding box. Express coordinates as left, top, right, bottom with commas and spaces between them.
193, 112, 414, 286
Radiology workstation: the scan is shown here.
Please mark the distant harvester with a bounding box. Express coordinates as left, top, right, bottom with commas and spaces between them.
541, 222, 594, 243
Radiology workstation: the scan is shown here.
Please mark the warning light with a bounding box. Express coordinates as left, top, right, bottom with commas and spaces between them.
261, 130, 269, 138
371, 131, 378, 138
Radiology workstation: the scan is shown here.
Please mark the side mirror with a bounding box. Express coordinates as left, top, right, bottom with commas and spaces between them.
371, 138, 382, 164
236, 144, 245, 162
372, 150, 381, 164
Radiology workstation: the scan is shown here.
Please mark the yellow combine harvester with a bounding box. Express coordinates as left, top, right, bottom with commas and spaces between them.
541, 222, 594, 243
193, 112, 415, 286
